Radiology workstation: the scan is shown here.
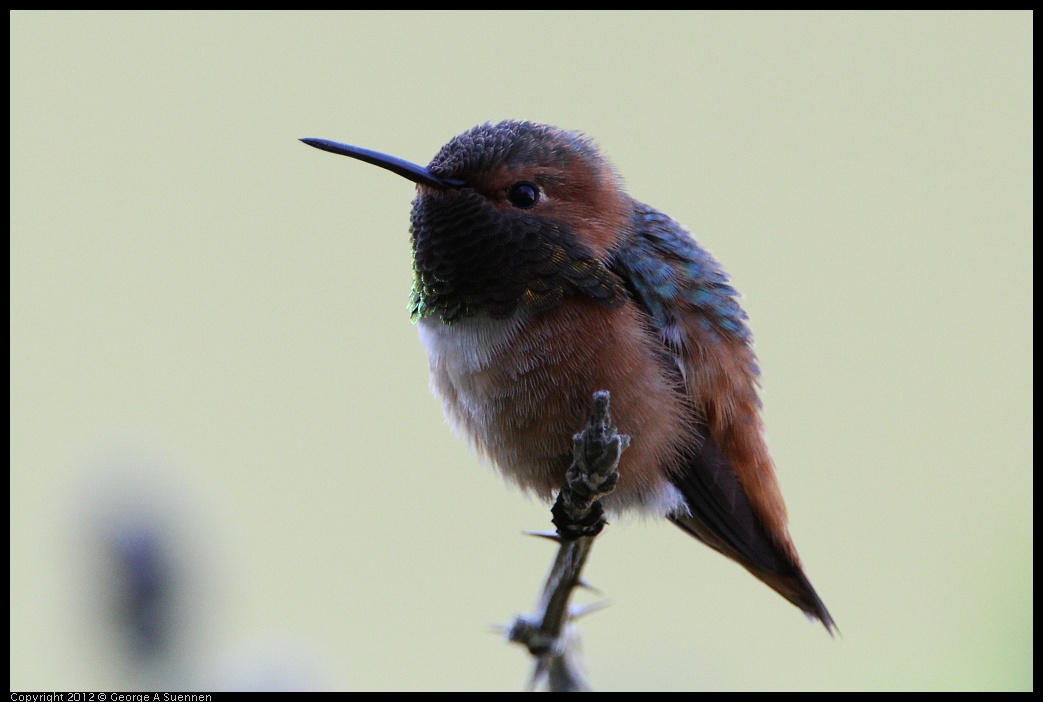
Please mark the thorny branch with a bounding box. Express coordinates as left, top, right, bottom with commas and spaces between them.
506, 391, 629, 692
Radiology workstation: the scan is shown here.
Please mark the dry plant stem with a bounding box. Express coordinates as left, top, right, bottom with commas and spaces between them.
533, 536, 594, 651
508, 390, 630, 691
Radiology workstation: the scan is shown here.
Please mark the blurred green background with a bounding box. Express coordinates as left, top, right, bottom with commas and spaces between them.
11, 11, 1031, 691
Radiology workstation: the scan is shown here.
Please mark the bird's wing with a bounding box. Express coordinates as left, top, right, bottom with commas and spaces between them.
610, 205, 834, 630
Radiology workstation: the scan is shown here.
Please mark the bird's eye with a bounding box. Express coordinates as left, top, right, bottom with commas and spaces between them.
507, 181, 540, 208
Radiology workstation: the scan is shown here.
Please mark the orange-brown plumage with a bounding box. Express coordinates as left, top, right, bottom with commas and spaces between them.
681, 315, 796, 560
301, 119, 835, 632
421, 294, 694, 509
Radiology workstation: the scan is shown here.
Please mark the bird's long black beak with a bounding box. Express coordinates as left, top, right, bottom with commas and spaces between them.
300, 137, 465, 190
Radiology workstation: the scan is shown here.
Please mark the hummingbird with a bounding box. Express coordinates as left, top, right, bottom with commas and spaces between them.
301, 120, 835, 632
